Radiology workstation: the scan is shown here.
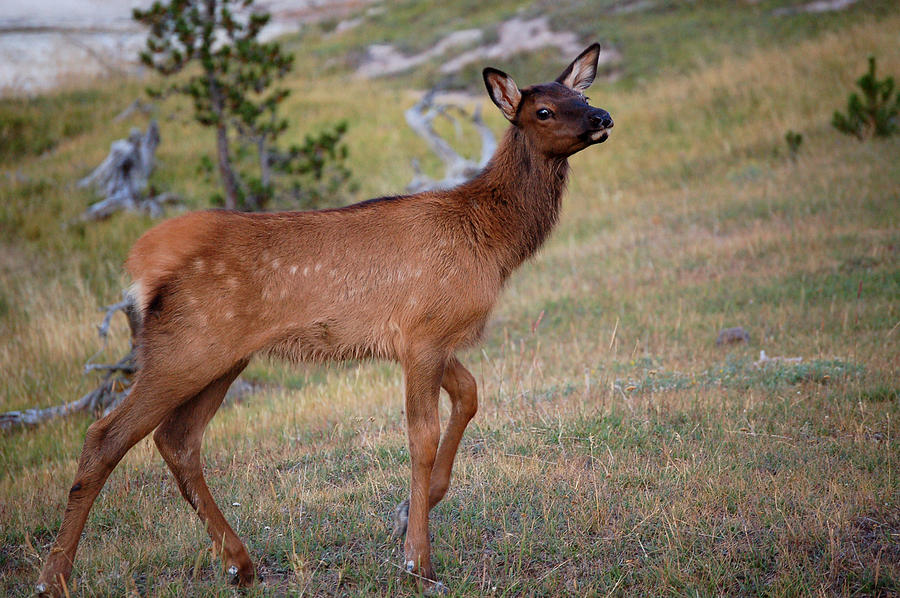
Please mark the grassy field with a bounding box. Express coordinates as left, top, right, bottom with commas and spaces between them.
1, 1, 898, 596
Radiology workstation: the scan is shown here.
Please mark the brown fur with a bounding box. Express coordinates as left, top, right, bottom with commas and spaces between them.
37, 44, 613, 596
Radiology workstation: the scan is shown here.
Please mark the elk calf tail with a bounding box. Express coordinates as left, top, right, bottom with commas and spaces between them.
125, 210, 220, 315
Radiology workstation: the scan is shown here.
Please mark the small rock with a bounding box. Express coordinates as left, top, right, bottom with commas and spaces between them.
716, 326, 750, 346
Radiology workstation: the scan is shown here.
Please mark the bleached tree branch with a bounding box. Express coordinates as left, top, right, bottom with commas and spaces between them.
405, 90, 496, 193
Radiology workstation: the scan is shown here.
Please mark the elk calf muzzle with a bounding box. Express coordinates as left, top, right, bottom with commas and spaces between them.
590, 109, 614, 130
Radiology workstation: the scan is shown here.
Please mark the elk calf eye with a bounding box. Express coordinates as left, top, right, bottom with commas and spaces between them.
536, 108, 552, 120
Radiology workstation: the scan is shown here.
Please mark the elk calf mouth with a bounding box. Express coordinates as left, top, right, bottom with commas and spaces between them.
581, 128, 610, 144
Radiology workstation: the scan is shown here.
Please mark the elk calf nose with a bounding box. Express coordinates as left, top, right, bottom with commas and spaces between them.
589, 110, 613, 129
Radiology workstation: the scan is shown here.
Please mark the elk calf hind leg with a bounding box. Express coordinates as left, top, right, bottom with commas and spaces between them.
37, 375, 201, 597
428, 358, 478, 507
152, 361, 254, 585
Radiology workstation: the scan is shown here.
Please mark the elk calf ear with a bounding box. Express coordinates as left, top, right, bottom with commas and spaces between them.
483, 67, 522, 121
556, 43, 601, 92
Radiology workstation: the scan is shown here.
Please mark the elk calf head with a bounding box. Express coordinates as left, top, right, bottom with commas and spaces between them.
484, 43, 613, 158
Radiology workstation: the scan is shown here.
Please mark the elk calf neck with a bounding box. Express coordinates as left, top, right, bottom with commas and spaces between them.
37, 43, 613, 596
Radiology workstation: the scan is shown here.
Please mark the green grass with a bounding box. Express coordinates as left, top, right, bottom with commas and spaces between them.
0, 88, 116, 165
1, 2, 898, 597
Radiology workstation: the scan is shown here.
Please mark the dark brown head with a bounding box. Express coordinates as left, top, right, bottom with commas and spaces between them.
483, 43, 613, 158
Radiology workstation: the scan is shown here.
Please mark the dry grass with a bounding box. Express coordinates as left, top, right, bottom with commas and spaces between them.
1, 8, 898, 598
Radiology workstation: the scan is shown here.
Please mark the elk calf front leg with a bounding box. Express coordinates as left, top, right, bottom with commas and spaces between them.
393, 357, 478, 540
401, 351, 444, 584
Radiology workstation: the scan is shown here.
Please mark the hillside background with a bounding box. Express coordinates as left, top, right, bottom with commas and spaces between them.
1, 1, 898, 596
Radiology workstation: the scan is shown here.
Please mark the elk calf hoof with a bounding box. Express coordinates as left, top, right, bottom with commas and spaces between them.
35, 579, 62, 597
424, 580, 450, 596
391, 498, 410, 539
226, 563, 255, 587
401, 560, 447, 595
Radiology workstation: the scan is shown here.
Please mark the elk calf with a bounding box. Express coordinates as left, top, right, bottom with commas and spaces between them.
37, 44, 612, 596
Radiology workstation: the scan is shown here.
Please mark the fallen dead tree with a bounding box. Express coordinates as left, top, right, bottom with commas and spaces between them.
405, 89, 496, 192
1, 293, 262, 431
0, 294, 139, 431
78, 120, 180, 220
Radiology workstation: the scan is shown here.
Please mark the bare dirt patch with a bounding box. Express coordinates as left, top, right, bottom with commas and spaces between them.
356, 16, 620, 79
774, 0, 860, 16
356, 29, 483, 78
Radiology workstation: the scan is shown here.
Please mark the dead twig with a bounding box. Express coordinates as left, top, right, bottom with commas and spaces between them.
753, 350, 802, 367
113, 99, 155, 123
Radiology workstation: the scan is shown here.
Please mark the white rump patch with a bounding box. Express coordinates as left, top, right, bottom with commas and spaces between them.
127, 280, 147, 313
